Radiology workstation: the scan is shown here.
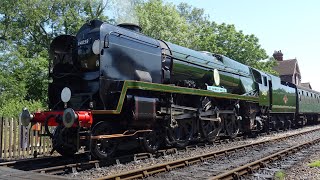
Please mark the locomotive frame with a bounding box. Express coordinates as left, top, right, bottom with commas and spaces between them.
19, 20, 320, 159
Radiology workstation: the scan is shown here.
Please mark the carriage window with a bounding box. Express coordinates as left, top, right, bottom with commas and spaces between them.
299, 91, 301, 101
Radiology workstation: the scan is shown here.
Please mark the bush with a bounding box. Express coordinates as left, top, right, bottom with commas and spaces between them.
0, 99, 45, 118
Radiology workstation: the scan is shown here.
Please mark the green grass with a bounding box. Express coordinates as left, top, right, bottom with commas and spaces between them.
275, 170, 286, 180
308, 160, 320, 167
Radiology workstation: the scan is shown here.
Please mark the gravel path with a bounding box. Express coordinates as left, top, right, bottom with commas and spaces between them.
148, 129, 320, 179
64, 125, 320, 179
247, 143, 320, 180
284, 145, 320, 180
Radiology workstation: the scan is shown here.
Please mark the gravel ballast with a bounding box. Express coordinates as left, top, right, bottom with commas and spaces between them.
64, 125, 320, 179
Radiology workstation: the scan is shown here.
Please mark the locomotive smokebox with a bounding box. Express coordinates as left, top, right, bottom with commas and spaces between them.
117, 23, 142, 33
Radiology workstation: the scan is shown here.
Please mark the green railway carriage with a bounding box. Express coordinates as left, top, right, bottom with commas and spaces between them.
296, 85, 320, 123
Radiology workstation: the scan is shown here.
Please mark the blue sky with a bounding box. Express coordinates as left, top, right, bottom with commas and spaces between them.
167, 0, 320, 91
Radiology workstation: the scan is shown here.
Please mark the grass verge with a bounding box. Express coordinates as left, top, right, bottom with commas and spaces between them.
275, 170, 286, 180
308, 160, 320, 167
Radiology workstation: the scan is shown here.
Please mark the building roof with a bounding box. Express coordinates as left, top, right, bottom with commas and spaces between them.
301, 82, 312, 89
273, 59, 299, 76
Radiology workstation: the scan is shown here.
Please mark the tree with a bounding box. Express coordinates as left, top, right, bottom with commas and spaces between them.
213, 23, 268, 66
0, 0, 278, 117
175, 3, 271, 71
136, 1, 275, 74
135, 0, 189, 45
0, 0, 111, 117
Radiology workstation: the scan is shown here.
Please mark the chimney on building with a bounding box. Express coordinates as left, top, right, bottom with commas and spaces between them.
273, 50, 283, 61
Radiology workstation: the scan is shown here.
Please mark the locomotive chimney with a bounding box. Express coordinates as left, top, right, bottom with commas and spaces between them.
273, 50, 283, 61
117, 23, 142, 33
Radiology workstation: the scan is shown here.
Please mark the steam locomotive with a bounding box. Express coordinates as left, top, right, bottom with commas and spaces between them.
20, 20, 320, 159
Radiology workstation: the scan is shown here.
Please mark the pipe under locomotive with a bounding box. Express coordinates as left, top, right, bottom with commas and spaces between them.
20, 20, 320, 159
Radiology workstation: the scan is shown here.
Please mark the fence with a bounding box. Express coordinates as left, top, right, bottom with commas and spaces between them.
0, 117, 53, 160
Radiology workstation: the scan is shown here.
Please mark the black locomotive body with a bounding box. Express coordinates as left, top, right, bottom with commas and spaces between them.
20, 20, 320, 159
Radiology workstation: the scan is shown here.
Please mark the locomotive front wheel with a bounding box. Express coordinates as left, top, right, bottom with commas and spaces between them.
91, 122, 118, 159
52, 125, 78, 157
140, 129, 162, 153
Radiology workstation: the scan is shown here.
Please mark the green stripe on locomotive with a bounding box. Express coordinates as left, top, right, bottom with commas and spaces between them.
93, 80, 259, 114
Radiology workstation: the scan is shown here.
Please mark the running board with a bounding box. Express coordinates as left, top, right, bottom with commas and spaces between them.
80, 129, 152, 140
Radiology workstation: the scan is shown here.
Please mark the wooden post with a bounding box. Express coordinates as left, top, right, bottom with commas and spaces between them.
18, 120, 21, 157
13, 118, 17, 158
38, 126, 42, 155
30, 125, 34, 156
9, 118, 13, 158
21, 123, 30, 157
44, 127, 48, 154
3, 118, 7, 158
35, 129, 38, 156
0, 117, 3, 159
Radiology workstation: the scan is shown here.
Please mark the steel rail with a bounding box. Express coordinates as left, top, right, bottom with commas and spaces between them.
96, 127, 320, 180
31, 150, 172, 174
0, 154, 85, 169
8, 127, 318, 176
210, 136, 320, 180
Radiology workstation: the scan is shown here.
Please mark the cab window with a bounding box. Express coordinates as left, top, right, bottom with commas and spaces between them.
251, 69, 262, 84
262, 76, 267, 86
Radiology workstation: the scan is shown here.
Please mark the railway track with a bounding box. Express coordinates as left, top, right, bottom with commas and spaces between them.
26, 139, 236, 175
2, 136, 242, 174
0, 145, 181, 174
0, 154, 87, 170
30, 152, 162, 175
2, 126, 319, 179
94, 127, 320, 180
210, 137, 320, 180
0, 151, 161, 174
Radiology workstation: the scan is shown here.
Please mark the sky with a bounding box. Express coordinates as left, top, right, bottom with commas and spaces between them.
166, 0, 320, 91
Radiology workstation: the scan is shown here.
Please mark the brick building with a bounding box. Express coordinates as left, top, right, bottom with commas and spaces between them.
273, 50, 302, 86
